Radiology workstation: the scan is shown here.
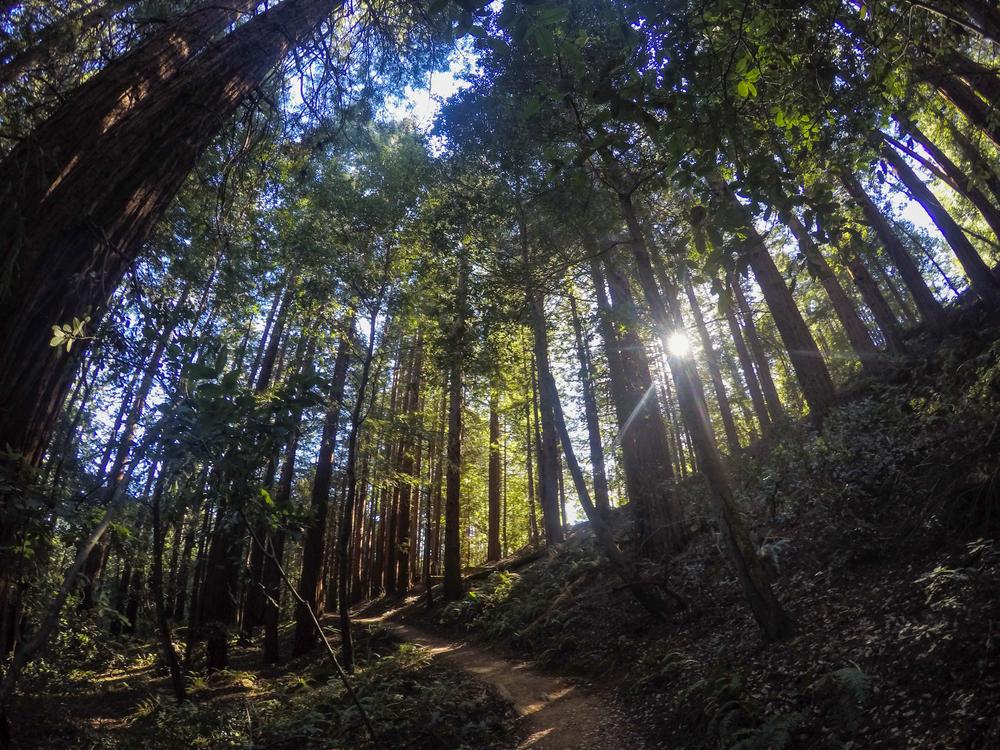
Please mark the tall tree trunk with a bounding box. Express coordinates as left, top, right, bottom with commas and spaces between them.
487, 391, 502, 562
443, 262, 467, 601
837, 239, 908, 355
905, 123, 1000, 241
728, 273, 785, 423
683, 276, 742, 452
841, 169, 948, 334
291, 323, 353, 656
881, 144, 1000, 306
728, 198, 838, 421
151, 475, 185, 704
782, 211, 885, 376
0, 0, 342, 471
338, 293, 384, 671
395, 335, 424, 595
620, 194, 795, 642
722, 292, 772, 434
592, 256, 688, 558
528, 296, 565, 546
568, 293, 611, 516
934, 73, 1000, 149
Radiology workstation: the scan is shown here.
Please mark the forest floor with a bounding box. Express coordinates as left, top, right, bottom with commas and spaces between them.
363, 615, 646, 749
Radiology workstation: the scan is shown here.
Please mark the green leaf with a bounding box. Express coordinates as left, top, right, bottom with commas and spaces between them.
538, 7, 569, 24
746, 81, 757, 96
467, 25, 487, 38
737, 80, 749, 98
535, 26, 556, 56
523, 98, 543, 118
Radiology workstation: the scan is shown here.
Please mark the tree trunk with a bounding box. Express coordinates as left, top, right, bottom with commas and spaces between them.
906, 123, 1000, 242
683, 276, 742, 452
783, 211, 885, 376
837, 238, 908, 355
592, 256, 688, 558
487, 391, 502, 561
728, 273, 785, 423
934, 73, 1000, 149
291, 323, 352, 656
0, 0, 342, 470
443, 262, 467, 602
722, 292, 772, 434
620, 194, 795, 641
151, 475, 185, 704
395, 334, 424, 594
882, 144, 1000, 306
338, 295, 383, 670
733, 202, 838, 421
568, 293, 611, 516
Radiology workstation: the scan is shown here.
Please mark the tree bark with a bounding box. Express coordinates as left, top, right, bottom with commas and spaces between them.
837, 238, 908, 355
568, 293, 611, 516
291, 323, 353, 656
782, 211, 885, 377
0, 0, 341, 469
881, 144, 1000, 306
487, 391, 502, 561
443, 261, 467, 602
733, 201, 838, 421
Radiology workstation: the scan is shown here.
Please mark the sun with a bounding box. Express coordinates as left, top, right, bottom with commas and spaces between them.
668, 332, 691, 357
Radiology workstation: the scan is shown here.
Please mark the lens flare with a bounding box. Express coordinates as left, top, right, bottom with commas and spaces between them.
668, 332, 691, 357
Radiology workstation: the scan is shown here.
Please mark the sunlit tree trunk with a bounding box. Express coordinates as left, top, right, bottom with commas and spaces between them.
682, 276, 742, 453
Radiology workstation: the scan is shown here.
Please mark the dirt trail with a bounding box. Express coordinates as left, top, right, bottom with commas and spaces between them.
374, 621, 645, 750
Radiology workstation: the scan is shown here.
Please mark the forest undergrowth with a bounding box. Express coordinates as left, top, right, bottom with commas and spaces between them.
402, 322, 1000, 749
14, 621, 512, 749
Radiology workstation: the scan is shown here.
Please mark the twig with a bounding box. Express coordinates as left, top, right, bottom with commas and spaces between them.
242, 515, 379, 749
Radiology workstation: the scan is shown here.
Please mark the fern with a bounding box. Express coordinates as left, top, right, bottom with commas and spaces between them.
830, 667, 870, 735
727, 711, 806, 750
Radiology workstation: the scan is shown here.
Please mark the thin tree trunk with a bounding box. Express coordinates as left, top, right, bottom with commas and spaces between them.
151, 474, 186, 704
487, 391, 502, 561
443, 261, 467, 601
841, 170, 951, 332
881, 144, 1000, 305
722, 293, 772, 434
291, 323, 353, 656
782, 212, 885, 376
838, 239, 908, 355
568, 293, 611, 516
728, 274, 785, 423
683, 276, 742, 452
338, 291, 384, 671
905, 123, 1000, 241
